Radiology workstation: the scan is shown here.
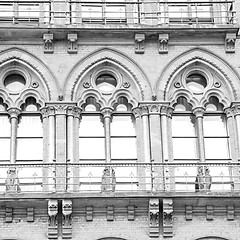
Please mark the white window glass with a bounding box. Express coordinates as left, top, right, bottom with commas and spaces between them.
203, 116, 227, 137
204, 138, 229, 159
0, 116, 11, 161
79, 115, 105, 160
16, 116, 43, 161
172, 116, 196, 137
111, 116, 135, 136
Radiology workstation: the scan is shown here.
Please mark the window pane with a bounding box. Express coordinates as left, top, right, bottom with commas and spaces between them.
111, 138, 137, 159
79, 138, 105, 159
79, 116, 104, 137
205, 138, 230, 159
172, 116, 196, 137
18, 116, 43, 137
0, 116, 11, 137
16, 138, 43, 160
173, 138, 198, 159
0, 139, 10, 160
111, 116, 135, 136
203, 116, 227, 136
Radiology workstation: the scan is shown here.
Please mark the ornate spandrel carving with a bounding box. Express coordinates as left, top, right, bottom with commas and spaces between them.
43, 33, 54, 53
48, 200, 58, 240
225, 33, 236, 53
163, 198, 173, 237
62, 200, 72, 240
158, 34, 169, 54
135, 33, 145, 54
101, 167, 116, 192
149, 199, 159, 237
5, 168, 21, 193
67, 34, 78, 53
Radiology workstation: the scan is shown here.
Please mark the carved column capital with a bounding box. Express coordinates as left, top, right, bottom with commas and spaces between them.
132, 107, 141, 119
224, 107, 234, 118
7, 108, 21, 119
232, 104, 240, 116
148, 104, 161, 115
160, 105, 173, 118
54, 104, 68, 115
67, 106, 82, 119
139, 105, 149, 117
193, 107, 205, 118
101, 107, 113, 119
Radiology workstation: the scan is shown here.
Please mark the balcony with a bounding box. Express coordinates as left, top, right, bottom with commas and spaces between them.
1, 162, 240, 197
0, 0, 236, 29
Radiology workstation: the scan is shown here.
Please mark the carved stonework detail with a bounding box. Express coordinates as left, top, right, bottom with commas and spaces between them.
132, 107, 141, 119
149, 199, 159, 237
227, 206, 234, 221
225, 33, 236, 53
193, 107, 205, 118
67, 106, 82, 119
135, 34, 145, 54
163, 198, 173, 238
7, 108, 21, 119
149, 104, 161, 114
54, 105, 68, 115
206, 205, 213, 220
101, 167, 116, 192
86, 206, 93, 221
43, 33, 54, 53
161, 105, 173, 118
62, 200, 72, 239
195, 166, 212, 192
5, 207, 13, 223
185, 206, 193, 221
107, 206, 114, 221
101, 108, 113, 119
67, 34, 78, 53
27, 207, 34, 222
5, 168, 21, 193
159, 34, 169, 54
48, 200, 58, 240
139, 105, 149, 116
128, 205, 135, 221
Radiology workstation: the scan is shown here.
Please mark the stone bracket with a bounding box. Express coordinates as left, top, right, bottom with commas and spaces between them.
163, 198, 173, 238
62, 200, 72, 239
149, 199, 159, 237
227, 206, 234, 221
206, 205, 213, 221
48, 199, 58, 240
107, 206, 114, 221
27, 207, 34, 222
225, 33, 236, 53
185, 205, 193, 221
86, 206, 93, 221
135, 33, 145, 54
158, 34, 169, 54
128, 205, 135, 221
67, 34, 78, 53
5, 207, 13, 223
43, 33, 54, 53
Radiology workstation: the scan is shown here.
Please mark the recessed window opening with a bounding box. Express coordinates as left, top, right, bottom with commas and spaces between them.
114, 97, 132, 111
186, 73, 207, 93
174, 97, 193, 112
205, 96, 224, 112
83, 97, 101, 111
96, 73, 117, 92
21, 97, 40, 112
4, 73, 26, 92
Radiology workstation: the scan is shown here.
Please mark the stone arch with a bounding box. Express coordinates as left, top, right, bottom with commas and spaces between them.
195, 237, 230, 240
63, 47, 152, 101
155, 47, 240, 102
0, 47, 60, 101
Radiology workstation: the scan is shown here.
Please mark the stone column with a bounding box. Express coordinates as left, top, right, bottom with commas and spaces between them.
232, 104, 240, 159
7, 108, 21, 164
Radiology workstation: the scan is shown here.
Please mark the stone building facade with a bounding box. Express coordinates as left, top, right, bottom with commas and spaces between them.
0, 1, 240, 240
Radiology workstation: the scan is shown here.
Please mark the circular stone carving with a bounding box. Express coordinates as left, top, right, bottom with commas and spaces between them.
174, 82, 181, 88
214, 81, 221, 88
4, 73, 26, 92
31, 81, 39, 88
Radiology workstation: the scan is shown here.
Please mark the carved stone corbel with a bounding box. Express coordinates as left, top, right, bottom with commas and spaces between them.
128, 205, 135, 221
62, 200, 72, 239
107, 206, 114, 221
67, 34, 78, 53
135, 33, 145, 54
27, 207, 34, 222
48, 200, 58, 240
43, 33, 54, 53
225, 33, 236, 53
86, 206, 93, 221
149, 199, 159, 237
163, 198, 173, 237
185, 205, 193, 221
5, 207, 13, 223
206, 205, 213, 221
158, 34, 169, 54
227, 206, 234, 221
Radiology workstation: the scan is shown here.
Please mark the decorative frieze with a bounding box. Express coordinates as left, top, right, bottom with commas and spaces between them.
5, 207, 13, 223
225, 33, 236, 53
86, 206, 93, 221
62, 200, 72, 239
227, 206, 234, 221
163, 198, 173, 238
158, 34, 169, 54
5, 168, 21, 193
67, 34, 78, 53
128, 205, 135, 221
149, 199, 159, 237
101, 167, 116, 192
185, 206, 193, 221
43, 33, 54, 53
48, 200, 58, 240
106, 206, 114, 221
206, 205, 213, 221
27, 207, 34, 222
135, 33, 145, 54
